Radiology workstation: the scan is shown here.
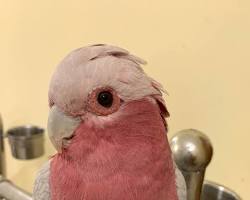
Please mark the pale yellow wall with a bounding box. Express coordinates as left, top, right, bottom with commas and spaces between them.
0, 0, 249, 199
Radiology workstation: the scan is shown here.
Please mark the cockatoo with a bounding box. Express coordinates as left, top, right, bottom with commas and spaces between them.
33, 44, 186, 200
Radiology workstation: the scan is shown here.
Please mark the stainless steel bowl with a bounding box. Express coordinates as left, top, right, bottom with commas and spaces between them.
7, 125, 44, 159
202, 181, 241, 200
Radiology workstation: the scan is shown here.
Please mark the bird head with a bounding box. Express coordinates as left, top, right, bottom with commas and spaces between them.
48, 44, 169, 153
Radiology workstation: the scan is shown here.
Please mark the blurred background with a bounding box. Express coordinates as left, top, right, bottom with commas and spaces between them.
0, 0, 249, 199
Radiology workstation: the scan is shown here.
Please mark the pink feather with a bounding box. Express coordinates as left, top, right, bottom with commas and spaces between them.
50, 98, 177, 200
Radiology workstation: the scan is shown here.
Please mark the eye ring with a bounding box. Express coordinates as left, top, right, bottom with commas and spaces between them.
87, 87, 120, 116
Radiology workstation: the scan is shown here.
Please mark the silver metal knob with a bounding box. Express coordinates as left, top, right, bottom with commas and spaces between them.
170, 129, 213, 200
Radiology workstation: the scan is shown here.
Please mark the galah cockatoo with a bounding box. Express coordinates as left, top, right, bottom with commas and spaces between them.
33, 44, 186, 200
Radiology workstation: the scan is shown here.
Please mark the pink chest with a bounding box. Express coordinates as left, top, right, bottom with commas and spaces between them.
50, 140, 178, 200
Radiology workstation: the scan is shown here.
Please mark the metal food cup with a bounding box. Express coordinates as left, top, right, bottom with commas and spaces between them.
202, 181, 241, 200
7, 125, 44, 160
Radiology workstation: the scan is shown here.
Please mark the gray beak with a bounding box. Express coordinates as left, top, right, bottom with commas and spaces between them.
47, 106, 81, 152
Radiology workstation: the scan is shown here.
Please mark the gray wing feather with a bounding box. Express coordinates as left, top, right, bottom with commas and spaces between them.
174, 163, 187, 200
33, 160, 51, 200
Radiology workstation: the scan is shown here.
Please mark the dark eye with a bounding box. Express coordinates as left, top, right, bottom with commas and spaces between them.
88, 87, 120, 116
97, 91, 113, 107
